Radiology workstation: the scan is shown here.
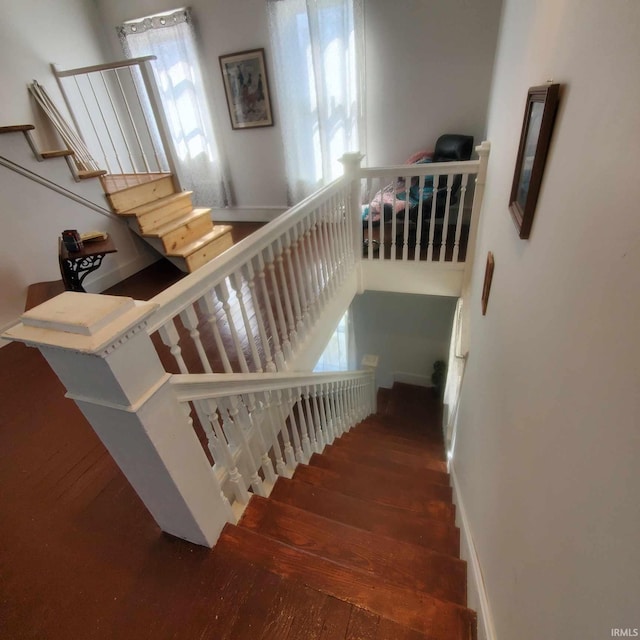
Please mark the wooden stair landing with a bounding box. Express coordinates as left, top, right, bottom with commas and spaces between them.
208, 383, 475, 639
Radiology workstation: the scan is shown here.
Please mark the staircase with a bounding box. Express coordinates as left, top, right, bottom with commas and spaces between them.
204, 383, 476, 639
101, 173, 233, 272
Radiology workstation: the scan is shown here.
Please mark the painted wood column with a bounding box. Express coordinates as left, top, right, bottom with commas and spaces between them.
3, 292, 233, 548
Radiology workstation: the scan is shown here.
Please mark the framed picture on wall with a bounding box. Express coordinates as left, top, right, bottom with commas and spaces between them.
219, 48, 274, 130
509, 83, 560, 239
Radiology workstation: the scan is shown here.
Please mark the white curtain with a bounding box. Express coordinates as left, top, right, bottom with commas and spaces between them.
267, 0, 365, 204
118, 9, 229, 207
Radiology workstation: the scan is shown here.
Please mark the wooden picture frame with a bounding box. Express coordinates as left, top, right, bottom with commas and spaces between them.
219, 48, 273, 130
481, 252, 495, 316
509, 83, 560, 238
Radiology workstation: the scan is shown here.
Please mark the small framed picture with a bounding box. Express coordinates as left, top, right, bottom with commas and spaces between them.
481, 251, 495, 316
509, 83, 560, 239
219, 48, 274, 130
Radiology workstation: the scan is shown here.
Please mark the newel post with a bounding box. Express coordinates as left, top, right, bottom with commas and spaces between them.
339, 152, 365, 265
3, 293, 233, 547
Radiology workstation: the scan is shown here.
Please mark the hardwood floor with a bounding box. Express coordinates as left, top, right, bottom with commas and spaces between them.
1, 245, 473, 638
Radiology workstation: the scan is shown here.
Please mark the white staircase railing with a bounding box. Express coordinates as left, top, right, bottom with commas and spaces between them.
172, 370, 375, 518
3, 144, 489, 548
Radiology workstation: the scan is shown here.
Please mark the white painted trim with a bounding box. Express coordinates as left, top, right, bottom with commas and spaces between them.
393, 371, 432, 388
210, 206, 287, 222
450, 463, 497, 640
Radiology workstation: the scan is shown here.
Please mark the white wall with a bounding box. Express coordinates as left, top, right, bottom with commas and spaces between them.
351, 291, 456, 389
455, 1, 640, 638
363, 0, 503, 165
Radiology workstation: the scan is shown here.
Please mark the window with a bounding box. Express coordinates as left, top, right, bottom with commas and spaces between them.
267, 0, 364, 204
118, 8, 229, 206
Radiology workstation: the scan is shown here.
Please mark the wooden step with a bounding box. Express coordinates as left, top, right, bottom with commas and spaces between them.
308, 453, 453, 503
106, 174, 175, 212
0, 124, 35, 133
40, 149, 74, 159
169, 224, 234, 272
319, 444, 450, 486
342, 429, 446, 460
358, 416, 444, 442
271, 478, 459, 556
331, 436, 448, 474
217, 524, 476, 639
212, 548, 430, 640
240, 496, 467, 605
147, 208, 214, 252
125, 191, 194, 233
294, 463, 455, 522
78, 169, 107, 180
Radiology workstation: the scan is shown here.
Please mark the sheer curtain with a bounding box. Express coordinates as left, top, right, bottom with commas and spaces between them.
118, 8, 229, 207
267, 0, 365, 204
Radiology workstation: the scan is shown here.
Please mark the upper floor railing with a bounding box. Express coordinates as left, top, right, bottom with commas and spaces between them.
52, 56, 178, 182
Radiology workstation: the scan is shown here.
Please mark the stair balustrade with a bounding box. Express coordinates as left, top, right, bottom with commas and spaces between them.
52, 56, 178, 185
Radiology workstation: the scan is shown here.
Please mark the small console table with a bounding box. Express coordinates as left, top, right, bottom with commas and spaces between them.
58, 235, 117, 293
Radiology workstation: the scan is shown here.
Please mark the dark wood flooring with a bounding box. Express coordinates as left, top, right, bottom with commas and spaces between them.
2, 242, 473, 638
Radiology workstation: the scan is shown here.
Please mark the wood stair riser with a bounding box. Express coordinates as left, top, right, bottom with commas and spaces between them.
133, 194, 194, 233
160, 213, 213, 252
239, 496, 467, 606
107, 175, 175, 212
217, 525, 476, 640
183, 230, 234, 272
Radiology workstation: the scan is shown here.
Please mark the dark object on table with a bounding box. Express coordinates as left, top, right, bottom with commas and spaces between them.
58, 234, 117, 293
61, 229, 84, 252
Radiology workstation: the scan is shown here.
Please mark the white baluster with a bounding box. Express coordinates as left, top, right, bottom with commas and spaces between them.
310, 385, 326, 450
295, 390, 313, 459
320, 201, 338, 296
221, 397, 266, 497
267, 245, 296, 361
391, 175, 398, 261
452, 173, 469, 262
100, 70, 135, 173
216, 280, 250, 373
179, 305, 212, 373
377, 177, 386, 261
240, 393, 276, 485
304, 386, 321, 453
293, 221, 315, 328
334, 380, 346, 433
275, 389, 297, 469
365, 177, 374, 260
255, 253, 287, 370
329, 382, 343, 435
285, 388, 305, 463
197, 292, 233, 373
244, 261, 276, 373
283, 229, 305, 336
275, 238, 298, 349
427, 175, 439, 262
330, 195, 345, 284
414, 175, 427, 261
201, 399, 249, 505
402, 175, 411, 261
311, 209, 330, 306
439, 173, 454, 262
301, 216, 321, 322
230, 271, 263, 372
158, 319, 189, 373
261, 391, 287, 477
190, 400, 222, 464
317, 385, 333, 444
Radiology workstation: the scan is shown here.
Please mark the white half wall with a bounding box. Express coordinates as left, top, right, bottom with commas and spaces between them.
363, 0, 503, 165
351, 290, 456, 390
454, 1, 640, 638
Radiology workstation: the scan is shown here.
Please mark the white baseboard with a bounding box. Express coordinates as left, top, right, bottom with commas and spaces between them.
393, 371, 432, 388
450, 463, 497, 640
210, 206, 287, 222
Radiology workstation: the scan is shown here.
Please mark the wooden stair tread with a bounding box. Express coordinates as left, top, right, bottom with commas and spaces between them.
342, 430, 446, 460
270, 477, 459, 556
293, 464, 455, 522
167, 224, 232, 257
0, 124, 35, 133
217, 524, 476, 640
40, 149, 74, 158
122, 190, 193, 216
322, 443, 450, 485
331, 437, 448, 473
78, 169, 107, 179
240, 496, 467, 605
143, 207, 211, 238
358, 417, 444, 442
308, 448, 452, 490
100, 172, 172, 194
